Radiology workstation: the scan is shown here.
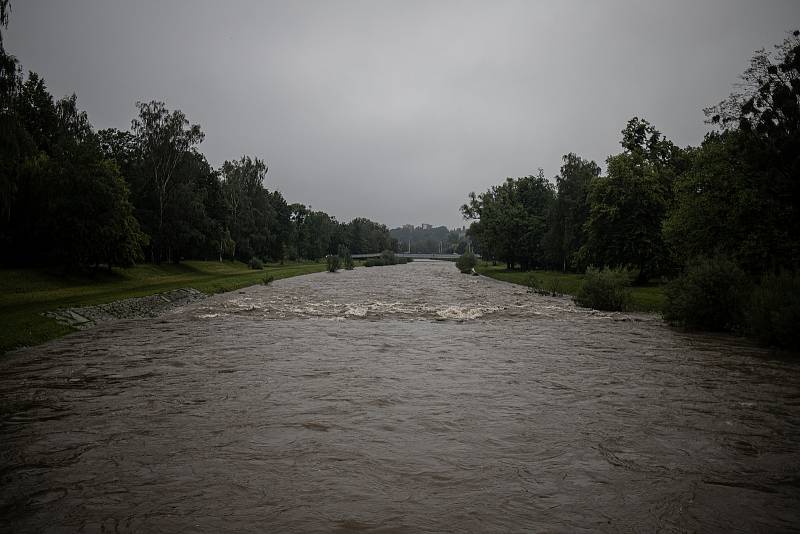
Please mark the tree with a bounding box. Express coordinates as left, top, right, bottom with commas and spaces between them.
220, 155, 293, 262
159, 151, 216, 261
462, 171, 555, 269
345, 217, 394, 254
43, 147, 147, 268
0, 44, 26, 230
0, 66, 146, 268
542, 153, 600, 271
703, 30, 800, 271
580, 118, 684, 281
221, 156, 267, 234
663, 131, 779, 272
581, 154, 668, 280
462, 180, 519, 269
131, 100, 204, 262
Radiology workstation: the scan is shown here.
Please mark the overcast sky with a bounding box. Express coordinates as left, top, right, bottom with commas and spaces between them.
6, 1, 799, 228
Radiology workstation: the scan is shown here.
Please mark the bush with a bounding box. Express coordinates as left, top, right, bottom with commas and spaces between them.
456, 251, 477, 273
326, 255, 340, 272
663, 255, 749, 330
745, 270, 800, 350
575, 266, 634, 311
248, 257, 264, 270
398, 257, 409, 264
338, 245, 354, 270
380, 250, 398, 265
262, 274, 274, 285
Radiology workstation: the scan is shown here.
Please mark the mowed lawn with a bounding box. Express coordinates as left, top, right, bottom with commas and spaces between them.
476, 263, 666, 313
0, 260, 325, 354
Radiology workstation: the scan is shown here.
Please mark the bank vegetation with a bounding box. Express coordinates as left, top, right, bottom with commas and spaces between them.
462, 32, 800, 350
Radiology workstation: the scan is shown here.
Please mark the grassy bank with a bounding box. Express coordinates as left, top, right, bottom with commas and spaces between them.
476, 263, 665, 313
0, 260, 325, 354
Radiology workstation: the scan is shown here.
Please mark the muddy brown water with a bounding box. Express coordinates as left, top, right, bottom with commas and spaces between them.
1, 261, 799, 532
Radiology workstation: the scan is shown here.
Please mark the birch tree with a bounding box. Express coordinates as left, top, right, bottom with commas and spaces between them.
131, 100, 203, 262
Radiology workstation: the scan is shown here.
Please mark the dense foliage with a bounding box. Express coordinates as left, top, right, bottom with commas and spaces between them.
463, 31, 800, 348
364, 250, 411, 267
456, 251, 477, 274
746, 271, 800, 350
326, 254, 340, 273
1, 69, 147, 268
0, 10, 394, 269
574, 267, 633, 312
461, 170, 555, 270
663, 256, 749, 331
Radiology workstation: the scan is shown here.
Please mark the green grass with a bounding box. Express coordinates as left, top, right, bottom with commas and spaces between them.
0, 260, 325, 354
476, 263, 665, 313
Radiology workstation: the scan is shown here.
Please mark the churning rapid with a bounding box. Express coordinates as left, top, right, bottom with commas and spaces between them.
1, 261, 799, 532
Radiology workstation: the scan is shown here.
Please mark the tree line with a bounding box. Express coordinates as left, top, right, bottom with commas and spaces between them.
0, 9, 394, 269
463, 31, 800, 348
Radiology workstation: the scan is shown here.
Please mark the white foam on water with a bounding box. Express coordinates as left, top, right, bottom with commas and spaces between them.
434, 305, 496, 320
345, 305, 369, 317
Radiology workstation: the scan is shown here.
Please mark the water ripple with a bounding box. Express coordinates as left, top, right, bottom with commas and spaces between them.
1, 261, 799, 532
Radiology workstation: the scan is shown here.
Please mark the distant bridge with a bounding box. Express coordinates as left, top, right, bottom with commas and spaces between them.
352, 253, 474, 260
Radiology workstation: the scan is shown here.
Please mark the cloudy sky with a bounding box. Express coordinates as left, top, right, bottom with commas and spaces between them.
6, 1, 799, 228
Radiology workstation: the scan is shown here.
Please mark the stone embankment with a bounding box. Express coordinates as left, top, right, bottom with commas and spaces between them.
43, 288, 207, 330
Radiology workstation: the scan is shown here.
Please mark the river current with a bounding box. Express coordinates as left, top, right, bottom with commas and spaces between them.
1, 261, 799, 532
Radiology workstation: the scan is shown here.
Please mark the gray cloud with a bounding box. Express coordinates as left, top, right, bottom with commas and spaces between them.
8, 0, 799, 228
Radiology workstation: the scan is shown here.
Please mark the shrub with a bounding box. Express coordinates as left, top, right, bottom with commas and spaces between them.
326, 255, 340, 272
745, 270, 800, 350
380, 250, 398, 265
262, 274, 274, 285
338, 245, 354, 270
364, 259, 383, 267
248, 257, 264, 270
405, 257, 414, 263
398, 257, 409, 264
663, 255, 749, 330
574, 266, 634, 311
456, 251, 477, 274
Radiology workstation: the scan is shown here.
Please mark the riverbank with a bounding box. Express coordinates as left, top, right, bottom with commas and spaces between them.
0, 260, 326, 354
476, 263, 666, 313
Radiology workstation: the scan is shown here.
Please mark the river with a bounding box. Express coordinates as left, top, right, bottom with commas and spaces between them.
1, 260, 799, 532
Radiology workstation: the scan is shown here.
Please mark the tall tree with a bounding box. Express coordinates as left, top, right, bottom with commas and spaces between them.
131, 100, 204, 262
669, 30, 800, 273
462, 171, 555, 269
542, 153, 600, 271
711, 30, 800, 269
580, 118, 684, 281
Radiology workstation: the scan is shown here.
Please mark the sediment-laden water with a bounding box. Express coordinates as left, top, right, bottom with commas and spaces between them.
1, 261, 799, 532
